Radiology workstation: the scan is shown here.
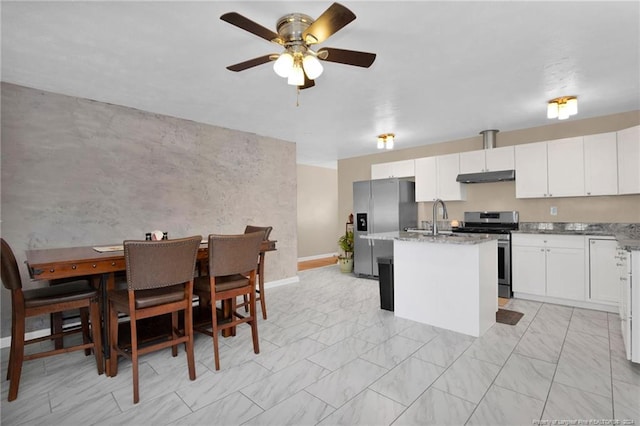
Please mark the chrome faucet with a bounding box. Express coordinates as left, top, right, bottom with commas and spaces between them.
432, 199, 448, 235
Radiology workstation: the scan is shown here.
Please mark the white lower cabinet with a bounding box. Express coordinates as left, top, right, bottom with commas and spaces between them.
512, 234, 585, 301
588, 238, 620, 304
546, 245, 585, 300
513, 233, 621, 312
512, 244, 546, 296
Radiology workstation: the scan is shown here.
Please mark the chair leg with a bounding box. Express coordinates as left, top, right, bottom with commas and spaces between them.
51, 312, 64, 350
130, 314, 139, 404
89, 300, 104, 375
184, 305, 196, 381
258, 277, 267, 320
211, 300, 220, 371
108, 301, 119, 377
230, 298, 237, 337
80, 308, 92, 356
8, 314, 26, 401
171, 312, 178, 357
257, 256, 267, 320
243, 294, 249, 313
7, 309, 17, 381
250, 289, 260, 355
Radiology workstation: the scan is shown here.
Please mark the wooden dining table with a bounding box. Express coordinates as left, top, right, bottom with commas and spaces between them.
24, 239, 276, 376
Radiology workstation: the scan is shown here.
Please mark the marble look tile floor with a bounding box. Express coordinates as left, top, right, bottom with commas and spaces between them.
2, 266, 640, 425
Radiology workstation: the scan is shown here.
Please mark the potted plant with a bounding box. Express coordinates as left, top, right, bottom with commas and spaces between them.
338, 230, 354, 273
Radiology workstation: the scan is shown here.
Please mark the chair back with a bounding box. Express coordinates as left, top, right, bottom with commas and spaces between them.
124, 235, 201, 291
244, 225, 272, 241
1, 238, 22, 291
208, 232, 263, 277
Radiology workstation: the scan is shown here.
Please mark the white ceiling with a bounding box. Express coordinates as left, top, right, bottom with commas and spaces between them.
2, 1, 639, 168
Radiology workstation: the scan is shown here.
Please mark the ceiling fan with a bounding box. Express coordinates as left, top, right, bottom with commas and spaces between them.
220, 2, 377, 90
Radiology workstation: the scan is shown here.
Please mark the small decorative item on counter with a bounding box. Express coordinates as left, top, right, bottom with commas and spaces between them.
451, 220, 460, 228
147, 230, 167, 241
348, 213, 354, 224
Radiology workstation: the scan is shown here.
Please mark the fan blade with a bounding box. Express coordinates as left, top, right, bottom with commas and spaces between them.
226, 54, 276, 72
220, 12, 283, 45
299, 73, 315, 90
302, 3, 356, 45
317, 47, 376, 68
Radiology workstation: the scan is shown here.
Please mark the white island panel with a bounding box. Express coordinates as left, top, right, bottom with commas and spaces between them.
394, 238, 497, 337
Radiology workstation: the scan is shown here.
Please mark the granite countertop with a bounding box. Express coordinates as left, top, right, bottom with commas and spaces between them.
361, 231, 498, 245
515, 222, 640, 251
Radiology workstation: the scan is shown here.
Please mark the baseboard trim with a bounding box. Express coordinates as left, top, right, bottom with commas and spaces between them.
264, 276, 300, 289
297, 253, 337, 262
513, 292, 618, 313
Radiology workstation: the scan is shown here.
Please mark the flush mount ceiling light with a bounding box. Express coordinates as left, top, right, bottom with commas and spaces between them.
377, 133, 395, 150
547, 96, 578, 120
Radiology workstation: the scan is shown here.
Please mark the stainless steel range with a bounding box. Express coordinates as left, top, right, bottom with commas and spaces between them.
453, 211, 519, 298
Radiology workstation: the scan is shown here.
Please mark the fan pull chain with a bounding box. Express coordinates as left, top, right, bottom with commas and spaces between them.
296, 87, 300, 107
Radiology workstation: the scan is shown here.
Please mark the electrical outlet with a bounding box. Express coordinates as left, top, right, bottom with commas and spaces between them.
550, 206, 558, 216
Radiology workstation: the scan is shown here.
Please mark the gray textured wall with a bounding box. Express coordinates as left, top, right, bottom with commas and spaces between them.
0, 83, 298, 337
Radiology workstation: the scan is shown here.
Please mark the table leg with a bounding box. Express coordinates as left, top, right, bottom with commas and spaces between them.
100, 273, 115, 377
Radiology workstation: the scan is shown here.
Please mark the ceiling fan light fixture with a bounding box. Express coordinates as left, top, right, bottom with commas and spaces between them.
273, 52, 294, 78
287, 61, 305, 86
302, 54, 323, 79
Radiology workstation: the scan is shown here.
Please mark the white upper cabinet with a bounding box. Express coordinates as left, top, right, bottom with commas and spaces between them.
584, 132, 618, 196
516, 136, 593, 198
515, 141, 548, 198
617, 125, 640, 194
371, 159, 415, 179
547, 136, 584, 198
486, 146, 515, 171
459, 146, 514, 174
437, 153, 466, 200
415, 154, 466, 201
459, 150, 485, 174
415, 156, 438, 201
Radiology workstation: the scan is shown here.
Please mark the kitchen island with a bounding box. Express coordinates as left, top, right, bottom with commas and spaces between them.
363, 231, 498, 337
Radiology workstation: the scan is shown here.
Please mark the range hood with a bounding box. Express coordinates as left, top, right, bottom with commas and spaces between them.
456, 129, 516, 184
456, 169, 515, 183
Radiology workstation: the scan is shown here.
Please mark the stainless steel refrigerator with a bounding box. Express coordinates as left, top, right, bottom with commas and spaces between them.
353, 178, 417, 277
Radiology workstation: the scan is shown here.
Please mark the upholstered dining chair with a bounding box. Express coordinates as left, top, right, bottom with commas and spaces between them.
194, 232, 263, 370
0, 238, 104, 402
240, 225, 272, 319
107, 235, 201, 404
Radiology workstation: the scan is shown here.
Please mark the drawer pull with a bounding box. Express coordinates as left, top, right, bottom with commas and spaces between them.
111, 262, 116, 266
92, 264, 97, 268
49, 268, 55, 273
72, 265, 77, 270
